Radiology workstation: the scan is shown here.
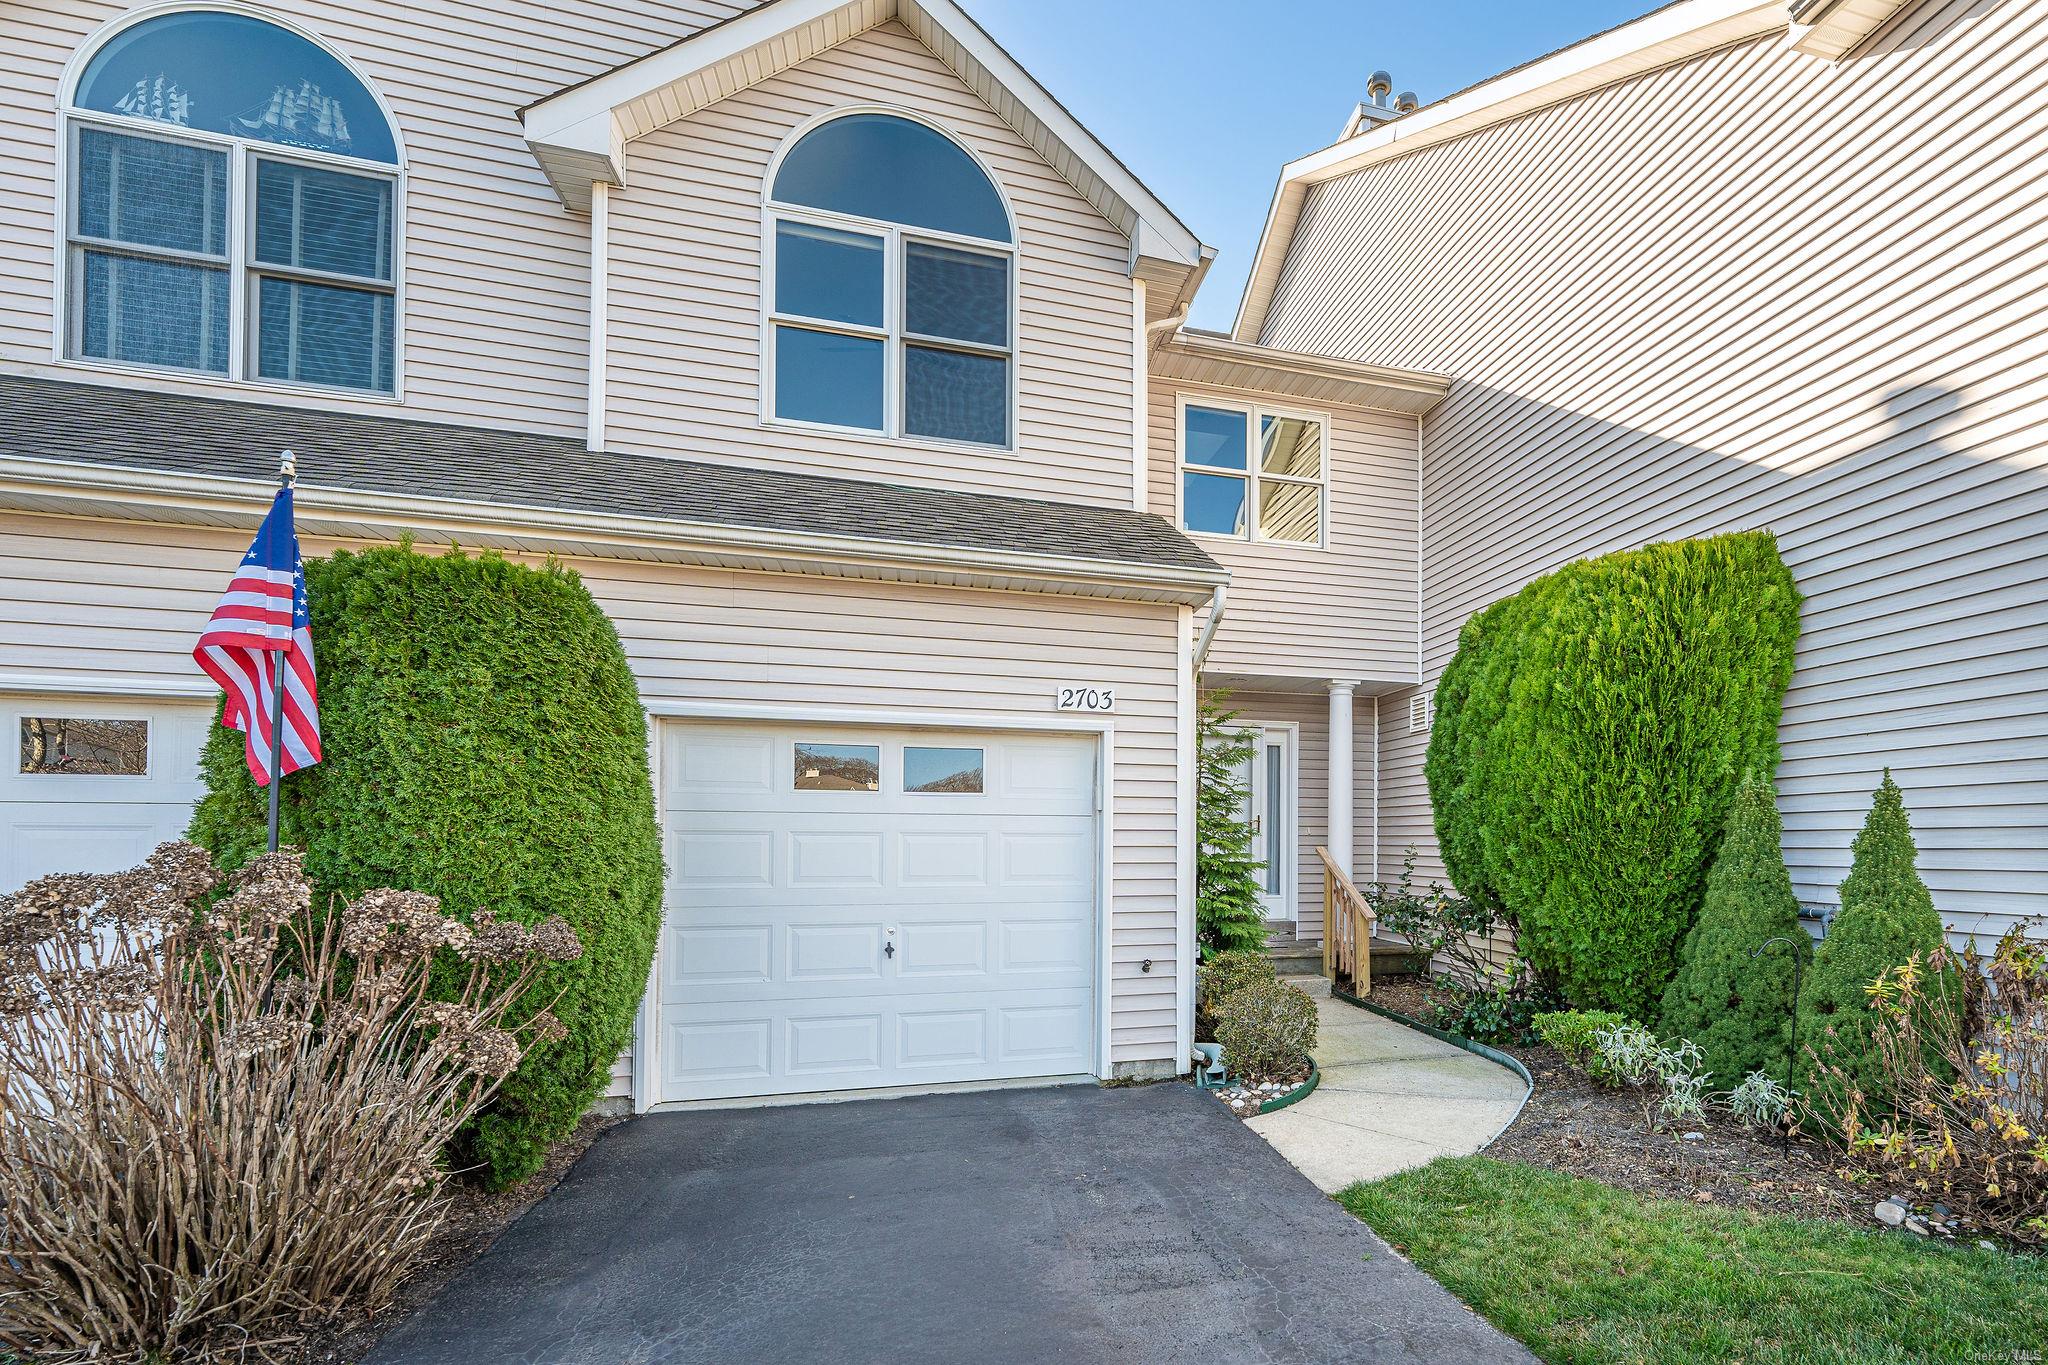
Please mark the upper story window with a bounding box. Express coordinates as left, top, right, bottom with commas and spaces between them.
1178, 399, 1328, 546
766, 111, 1014, 448
63, 11, 400, 394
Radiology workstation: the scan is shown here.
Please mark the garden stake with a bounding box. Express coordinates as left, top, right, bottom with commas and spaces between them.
1751, 935, 1804, 1153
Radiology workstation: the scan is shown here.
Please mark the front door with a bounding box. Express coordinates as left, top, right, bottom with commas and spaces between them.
1240, 727, 1293, 922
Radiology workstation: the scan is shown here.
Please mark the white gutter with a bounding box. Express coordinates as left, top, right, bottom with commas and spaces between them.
0, 454, 1228, 605
1191, 582, 1228, 668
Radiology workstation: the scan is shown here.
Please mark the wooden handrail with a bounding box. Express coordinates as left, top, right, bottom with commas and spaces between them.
1315, 846, 1377, 997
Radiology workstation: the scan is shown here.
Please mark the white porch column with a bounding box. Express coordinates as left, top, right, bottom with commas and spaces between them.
1327, 679, 1358, 876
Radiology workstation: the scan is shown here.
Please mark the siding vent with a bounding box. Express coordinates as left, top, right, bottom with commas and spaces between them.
1409, 691, 1434, 733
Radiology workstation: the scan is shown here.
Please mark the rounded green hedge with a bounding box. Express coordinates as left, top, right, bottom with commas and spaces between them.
1425, 531, 1801, 1018
188, 544, 663, 1187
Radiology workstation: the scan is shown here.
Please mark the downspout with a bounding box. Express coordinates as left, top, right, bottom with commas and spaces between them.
1191, 582, 1228, 669
1145, 302, 1191, 346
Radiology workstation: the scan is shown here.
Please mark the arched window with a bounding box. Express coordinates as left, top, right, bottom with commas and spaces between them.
64, 10, 400, 393
766, 112, 1013, 447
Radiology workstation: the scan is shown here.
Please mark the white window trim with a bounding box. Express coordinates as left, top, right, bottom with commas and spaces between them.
51, 4, 408, 401
757, 105, 1020, 454
1175, 393, 1331, 549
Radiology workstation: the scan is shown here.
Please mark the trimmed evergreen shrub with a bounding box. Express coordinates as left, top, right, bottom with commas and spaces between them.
187, 545, 663, 1188
1425, 531, 1801, 1017
1215, 978, 1318, 1081
1196, 947, 1276, 1043
1799, 771, 1949, 1122
1533, 1008, 1632, 1082
1196, 693, 1268, 959
1659, 771, 1810, 1087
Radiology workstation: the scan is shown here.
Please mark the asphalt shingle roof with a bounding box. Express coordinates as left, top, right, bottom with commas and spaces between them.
0, 376, 1219, 576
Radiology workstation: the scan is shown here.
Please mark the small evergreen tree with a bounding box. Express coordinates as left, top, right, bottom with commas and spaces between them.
1196, 694, 1268, 960
1799, 771, 1949, 1121
1659, 771, 1810, 1087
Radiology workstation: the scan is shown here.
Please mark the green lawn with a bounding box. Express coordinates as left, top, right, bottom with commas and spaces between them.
1339, 1157, 2045, 1365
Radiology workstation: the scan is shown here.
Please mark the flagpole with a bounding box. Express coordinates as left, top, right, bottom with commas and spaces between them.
266, 449, 295, 854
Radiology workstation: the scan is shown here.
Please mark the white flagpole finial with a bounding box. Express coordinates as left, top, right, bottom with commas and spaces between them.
279, 449, 297, 484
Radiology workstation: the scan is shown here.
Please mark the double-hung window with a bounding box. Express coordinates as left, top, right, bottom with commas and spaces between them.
63, 10, 400, 394
766, 112, 1014, 448
1178, 400, 1329, 546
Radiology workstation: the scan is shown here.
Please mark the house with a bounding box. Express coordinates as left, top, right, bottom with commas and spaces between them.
0, 0, 2038, 1111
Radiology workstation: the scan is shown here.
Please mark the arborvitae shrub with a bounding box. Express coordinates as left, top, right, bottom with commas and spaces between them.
188, 545, 663, 1187
1799, 771, 1950, 1121
1196, 694, 1269, 959
1425, 531, 1801, 1017
1658, 771, 1810, 1087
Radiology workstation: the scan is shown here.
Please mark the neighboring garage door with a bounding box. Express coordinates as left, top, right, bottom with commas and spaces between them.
2, 696, 212, 893
658, 722, 1099, 1103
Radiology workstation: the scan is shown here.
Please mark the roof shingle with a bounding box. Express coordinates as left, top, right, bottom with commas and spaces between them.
0, 376, 1219, 576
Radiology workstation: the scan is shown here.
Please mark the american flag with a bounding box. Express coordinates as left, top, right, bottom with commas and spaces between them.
194, 487, 321, 786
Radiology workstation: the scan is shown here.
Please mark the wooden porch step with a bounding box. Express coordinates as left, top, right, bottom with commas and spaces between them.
1265, 933, 1431, 978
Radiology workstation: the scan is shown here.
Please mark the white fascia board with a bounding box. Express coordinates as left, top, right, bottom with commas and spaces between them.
1231, 0, 1786, 340
519, 0, 1208, 273
522, 0, 858, 145
0, 456, 1227, 605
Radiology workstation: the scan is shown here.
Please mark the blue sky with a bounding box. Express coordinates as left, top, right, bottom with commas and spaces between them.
956, 0, 1666, 331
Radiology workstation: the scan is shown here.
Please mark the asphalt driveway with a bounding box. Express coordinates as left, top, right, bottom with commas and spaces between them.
370, 1082, 1531, 1365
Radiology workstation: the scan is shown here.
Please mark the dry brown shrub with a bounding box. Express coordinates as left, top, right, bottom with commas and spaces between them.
1808, 920, 2048, 1245
0, 841, 581, 1361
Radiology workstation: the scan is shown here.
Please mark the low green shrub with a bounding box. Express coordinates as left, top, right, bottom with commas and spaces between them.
1428, 964, 1556, 1047
1533, 1009, 1631, 1081
1197, 948, 1276, 1042
1215, 978, 1318, 1081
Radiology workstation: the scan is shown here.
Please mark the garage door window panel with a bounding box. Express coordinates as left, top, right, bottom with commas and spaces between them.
905, 746, 984, 794
19, 718, 150, 776
794, 742, 881, 792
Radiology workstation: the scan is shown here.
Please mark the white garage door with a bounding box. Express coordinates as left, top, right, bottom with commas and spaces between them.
658, 722, 1099, 1103
2, 696, 212, 893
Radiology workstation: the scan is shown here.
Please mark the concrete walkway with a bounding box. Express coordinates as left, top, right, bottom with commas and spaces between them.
1248, 989, 1529, 1193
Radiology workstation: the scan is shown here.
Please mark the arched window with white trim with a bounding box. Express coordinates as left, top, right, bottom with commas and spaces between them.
63, 9, 401, 393
765, 111, 1014, 448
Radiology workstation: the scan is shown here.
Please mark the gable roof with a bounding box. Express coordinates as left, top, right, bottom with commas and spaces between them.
1231, 0, 1789, 342
0, 377, 1224, 602
521, 0, 1208, 284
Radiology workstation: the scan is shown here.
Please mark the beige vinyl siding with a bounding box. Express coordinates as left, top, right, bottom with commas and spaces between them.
1223, 689, 1378, 939
0, 0, 753, 434
1260, 0, 2048, 942
1149, 386, 1420, 681
0, 509, 1187, 1083
604, 21, 1141, 506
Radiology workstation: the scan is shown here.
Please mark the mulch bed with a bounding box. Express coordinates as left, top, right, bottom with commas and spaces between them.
1368, 976, 1879, 1229
286, 1112, 622, 1363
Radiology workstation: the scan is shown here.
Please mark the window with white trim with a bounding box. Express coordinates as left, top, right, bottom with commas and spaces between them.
1178, 399, 1328, 545
62, 10, 400, 393
766, 112, 1014, 448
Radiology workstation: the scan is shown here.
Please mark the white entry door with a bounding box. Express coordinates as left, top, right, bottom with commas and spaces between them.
1, 696, 213, 893
1239, 726, 1294, 920
657, 722, 1099, 1103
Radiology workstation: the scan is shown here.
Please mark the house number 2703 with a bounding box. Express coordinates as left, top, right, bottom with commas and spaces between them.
1056, 685, 1115, 712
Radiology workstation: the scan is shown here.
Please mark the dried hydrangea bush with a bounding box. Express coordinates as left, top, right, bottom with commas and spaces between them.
1809, 923, 2048, 1246
0, 841, 581, 1362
